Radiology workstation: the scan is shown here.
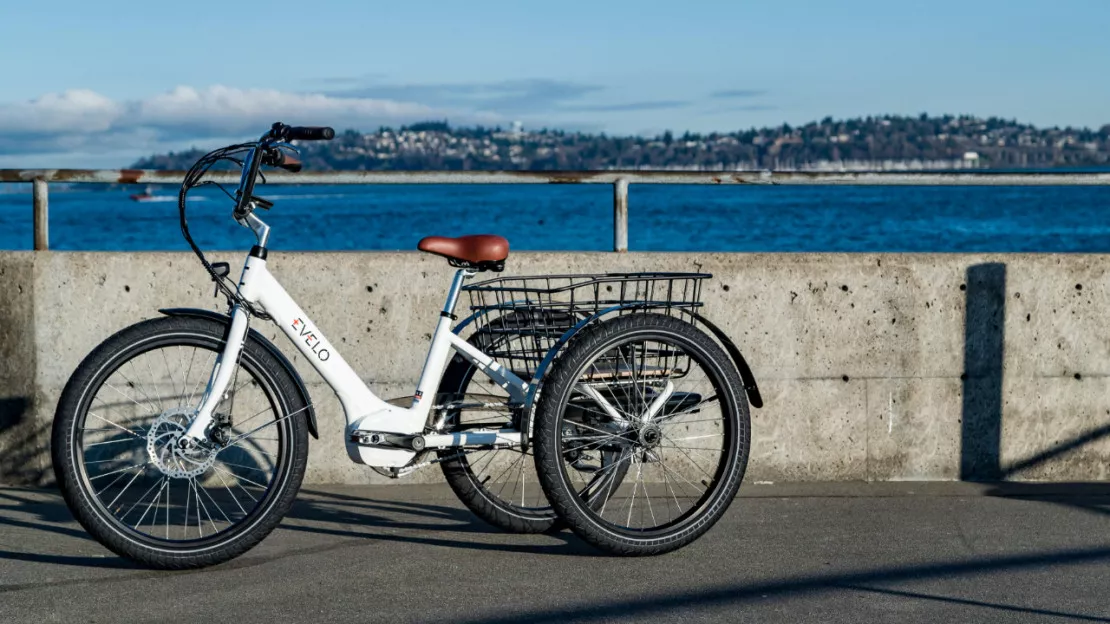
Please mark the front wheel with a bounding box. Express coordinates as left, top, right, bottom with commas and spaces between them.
52, 316, 309, 569
533, 313, 750, 556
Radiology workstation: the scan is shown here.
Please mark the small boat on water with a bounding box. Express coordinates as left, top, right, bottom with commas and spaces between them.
129, 186, 157, 202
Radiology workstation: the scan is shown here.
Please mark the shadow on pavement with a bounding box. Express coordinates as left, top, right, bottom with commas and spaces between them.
448, 545, 1110, 624
2, 484, 1110, 621
283, 488, 598, 556
0, 484, 597, 570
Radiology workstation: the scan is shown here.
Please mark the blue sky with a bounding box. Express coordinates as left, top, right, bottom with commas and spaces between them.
2, 0, 1108, 166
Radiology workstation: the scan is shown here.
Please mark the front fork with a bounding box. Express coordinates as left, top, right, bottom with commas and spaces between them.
181, 305, 251, 444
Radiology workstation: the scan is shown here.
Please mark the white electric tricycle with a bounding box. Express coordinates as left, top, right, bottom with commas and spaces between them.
52, 123, 762, 569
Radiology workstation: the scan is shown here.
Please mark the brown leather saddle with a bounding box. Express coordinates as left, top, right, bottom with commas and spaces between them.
417, 234, 509, 271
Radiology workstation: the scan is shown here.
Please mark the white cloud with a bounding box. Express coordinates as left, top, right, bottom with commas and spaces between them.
0, 89, 123, 135
135, 85, 445, 137
0, 85, 498, 164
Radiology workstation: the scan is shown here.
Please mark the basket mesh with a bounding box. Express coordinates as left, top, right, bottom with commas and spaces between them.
461, 272, 709, 380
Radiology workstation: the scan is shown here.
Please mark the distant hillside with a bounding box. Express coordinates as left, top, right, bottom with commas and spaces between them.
132, 115, 1110, 171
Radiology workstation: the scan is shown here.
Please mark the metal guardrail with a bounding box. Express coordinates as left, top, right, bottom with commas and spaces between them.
4, 169, 1110, 252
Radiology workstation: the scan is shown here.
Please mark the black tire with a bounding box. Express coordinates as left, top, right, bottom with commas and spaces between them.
437, 315, 629, 534
533, 313, 750, 556
52, 315, 309, 569
437, 352, 559, 533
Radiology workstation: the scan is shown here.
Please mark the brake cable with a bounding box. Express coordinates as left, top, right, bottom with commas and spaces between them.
178, 143, 271, 320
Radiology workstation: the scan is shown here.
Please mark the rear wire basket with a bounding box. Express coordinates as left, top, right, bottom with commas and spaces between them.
461, 272, 709, 381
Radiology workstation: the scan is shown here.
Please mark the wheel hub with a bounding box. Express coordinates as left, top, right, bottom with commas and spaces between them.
147, 408, 217, 479
638, 423, 662, 449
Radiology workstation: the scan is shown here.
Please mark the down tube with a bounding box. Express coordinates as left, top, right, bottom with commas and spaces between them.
243, 257, 389, 420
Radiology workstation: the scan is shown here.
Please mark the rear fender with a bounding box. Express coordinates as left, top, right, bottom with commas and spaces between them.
526, 306, 762, 409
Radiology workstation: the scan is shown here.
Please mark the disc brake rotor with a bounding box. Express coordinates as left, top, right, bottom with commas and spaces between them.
147, 408, 218, 479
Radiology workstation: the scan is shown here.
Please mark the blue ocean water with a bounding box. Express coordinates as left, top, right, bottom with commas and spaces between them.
2, 183, 1110, 252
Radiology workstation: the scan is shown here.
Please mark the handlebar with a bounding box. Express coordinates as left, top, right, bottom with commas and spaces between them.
288, 126, 335, 141
232, 122, 334, 216
268, 122, 335, 142
180, 122, 337, 310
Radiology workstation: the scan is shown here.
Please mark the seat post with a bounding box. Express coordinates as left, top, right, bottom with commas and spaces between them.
442, 268, 472, 316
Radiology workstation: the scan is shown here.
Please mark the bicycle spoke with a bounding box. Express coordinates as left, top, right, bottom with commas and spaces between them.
126, 360, 164, 414
581, 450, 634, 499
187, 350, 215, 406
657, 444, 722, 453
218, 459, 271, 474
596, 454, 634, 519
137, 356, 166, 413
93, 465, 136, 497
212, 465, 269, 490
91, 396, 149, 434
106, 465, 150, 511
660, 433, 720, 481
121, 477, 163, 523
570, 429, 636, 453
136, 478, 169, 527
641, 458, 657, 526
657, 417, 724, 426
667, 434, 723, 442
90, 462, 149, 482
198, 480, 234, 524
626, 457, 641, 526
491, 452, 525, 499
161, 348, 179, 398
84, 457, 130, 466
215, 468, 250, 515
230, 405, 276, 432
180, 346, 197, 405
192, 478, 218, 535
225, 405, 308, 447
660, 448, 684, 515
89, 412, 145, 440
165, 479, 171, 540
102, 380, 158, 417
221, 440, 279, 458
183, 478, 192, 539
658, 396, 719, 422
520, 452, 527, 507
656, 455, 708, 496
468, 449, 497, 477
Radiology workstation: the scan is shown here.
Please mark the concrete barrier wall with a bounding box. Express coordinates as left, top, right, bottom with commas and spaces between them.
3, 250, 1110, 485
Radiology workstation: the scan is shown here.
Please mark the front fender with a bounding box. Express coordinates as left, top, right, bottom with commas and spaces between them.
158, 308, 319, 438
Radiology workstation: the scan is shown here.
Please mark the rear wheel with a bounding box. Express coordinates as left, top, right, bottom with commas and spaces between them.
52, 316, 309, 569
533, 313, 750, 555
437, 315, 628, 533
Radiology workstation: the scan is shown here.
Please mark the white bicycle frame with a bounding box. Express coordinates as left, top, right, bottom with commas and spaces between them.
181, 213, 535, 469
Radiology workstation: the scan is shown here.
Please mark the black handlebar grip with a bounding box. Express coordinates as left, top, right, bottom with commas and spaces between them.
287, 126, 335, 141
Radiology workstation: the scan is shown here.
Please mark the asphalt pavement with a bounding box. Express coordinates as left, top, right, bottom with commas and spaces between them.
1, 481, 1109, 623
